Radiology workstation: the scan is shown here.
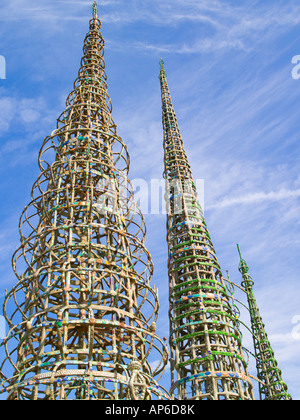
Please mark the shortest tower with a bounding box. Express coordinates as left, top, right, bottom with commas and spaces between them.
237, 245, 292, 400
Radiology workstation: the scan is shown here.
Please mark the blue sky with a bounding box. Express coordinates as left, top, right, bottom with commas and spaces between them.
0, 0, 300, 399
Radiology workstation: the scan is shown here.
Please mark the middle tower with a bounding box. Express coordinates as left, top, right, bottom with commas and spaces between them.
159, 60, 254, 400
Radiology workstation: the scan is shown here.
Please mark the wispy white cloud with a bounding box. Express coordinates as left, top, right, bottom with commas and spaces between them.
0, 97, 16, 131
104, 1, 300, 53
0, 92, 59, 173
1, 0, 300, 55
0, 94, 53, 133
207, 188, 300, 210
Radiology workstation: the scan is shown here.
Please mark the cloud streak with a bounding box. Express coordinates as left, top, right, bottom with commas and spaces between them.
207, 188, 300, 210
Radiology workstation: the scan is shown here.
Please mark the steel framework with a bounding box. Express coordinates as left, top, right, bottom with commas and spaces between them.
0, 3, 169, 400
237, 245, 292, 400
159, 59, 254, 400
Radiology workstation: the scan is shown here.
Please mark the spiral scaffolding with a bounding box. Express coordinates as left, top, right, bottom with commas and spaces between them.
0, 3, 169, 400
237, 245, 292, 400
159, 60, 254, 400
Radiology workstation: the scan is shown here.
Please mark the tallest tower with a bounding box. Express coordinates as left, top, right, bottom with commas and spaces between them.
159, 60, 254, 400
0, 3, 168, 400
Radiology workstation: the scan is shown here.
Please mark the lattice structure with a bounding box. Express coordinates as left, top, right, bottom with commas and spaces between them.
0, 3, 169, 400
237, 245, 292, 400
159, 60, 254, 400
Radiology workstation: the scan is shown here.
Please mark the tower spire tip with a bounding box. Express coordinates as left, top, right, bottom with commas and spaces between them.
237, 244, 249, 274
159, 59, 166, 79
237, 243, 242, 259
93, 1, 98, 18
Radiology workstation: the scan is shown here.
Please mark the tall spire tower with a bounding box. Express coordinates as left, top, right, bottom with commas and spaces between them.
159, 60, 254, 400
0, 4, 169, 400
237, 245, 292, 400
